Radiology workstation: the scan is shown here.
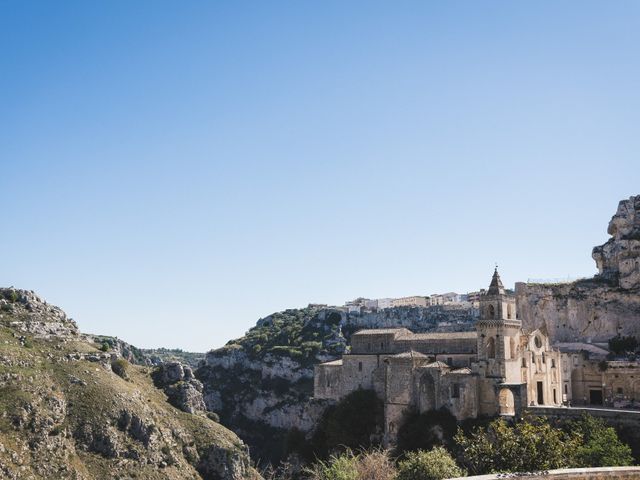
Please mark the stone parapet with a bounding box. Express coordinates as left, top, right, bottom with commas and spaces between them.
448, 467, 640, 479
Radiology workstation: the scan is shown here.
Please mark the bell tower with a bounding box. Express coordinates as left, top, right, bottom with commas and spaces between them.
476, 267, 521, 382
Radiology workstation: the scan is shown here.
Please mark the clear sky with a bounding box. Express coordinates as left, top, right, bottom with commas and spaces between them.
1, 1, 639, 351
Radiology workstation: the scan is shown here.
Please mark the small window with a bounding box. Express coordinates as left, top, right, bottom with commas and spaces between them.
534, 336, 543, 349
564, 384, 568, 394
617, 387, 623, 395
521, 358, 527, 368
380, 342, 384, 350
358, 362, 363, 372
551, 359, 556, 368
553, 389, 557, 403
452, 384, 460, 398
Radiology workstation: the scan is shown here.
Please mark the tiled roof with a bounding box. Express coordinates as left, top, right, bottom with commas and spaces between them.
352, 328, 412, 336
424, 360, 450, 369
319, 359, 343, 366
450, 367, 472, 374
554, 343, 609, 356
391, 351, 428, 359
399, 331, 477, 340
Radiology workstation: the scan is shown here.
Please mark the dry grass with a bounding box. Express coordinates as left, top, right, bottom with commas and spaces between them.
356, 449, 397, 480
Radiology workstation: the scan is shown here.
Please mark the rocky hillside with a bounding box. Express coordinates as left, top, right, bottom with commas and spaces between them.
196, 304, 477, 464
0, 288, 258, 480
517, 195, 640, 343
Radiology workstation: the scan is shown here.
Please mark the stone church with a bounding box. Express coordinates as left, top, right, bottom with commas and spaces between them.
314, 269, 563, 443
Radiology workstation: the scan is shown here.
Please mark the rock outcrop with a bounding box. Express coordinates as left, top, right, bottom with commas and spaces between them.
0, 288, 79, 339
0, 290, 258, 480
517, 194, 640, 343
593, 195, 640, 289
153, 361, 207, 414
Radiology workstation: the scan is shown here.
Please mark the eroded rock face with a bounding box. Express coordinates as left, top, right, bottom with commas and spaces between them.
153, 361, 207, 414
593, 195, 640, 289
517, 194, 640, 344
0, 288, 79, 338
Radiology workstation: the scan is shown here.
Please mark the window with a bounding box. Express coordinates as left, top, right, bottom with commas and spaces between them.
551, 358, 556, 368
553, 389, 557, 403
617, 387, 623, 395
452, 384, 460, 398
564, 384, 568, 394
522, 358, 527, 368
488, 304, 495, 319
534, 336, 543, 349
487, 337, 496, 359
358, 362, 363, 372
380, 342, 384, 350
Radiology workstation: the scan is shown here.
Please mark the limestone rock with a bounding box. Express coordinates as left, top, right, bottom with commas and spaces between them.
593, 195, 640, 289
153, 361, 207, 414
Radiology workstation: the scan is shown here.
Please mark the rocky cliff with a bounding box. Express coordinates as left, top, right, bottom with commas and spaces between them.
0, 288, 258, 480
196, 304, 477, 464
517, 195, 640, 343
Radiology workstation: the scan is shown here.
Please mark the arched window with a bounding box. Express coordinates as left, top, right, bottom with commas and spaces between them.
488, 304, 495, 319
487, 337, 496, 359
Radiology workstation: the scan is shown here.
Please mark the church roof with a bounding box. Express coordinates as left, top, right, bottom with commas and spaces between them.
392, 351, 428, 359
450, 367, 472, 374
487, 267, 505, 295
424, 360, 450, 369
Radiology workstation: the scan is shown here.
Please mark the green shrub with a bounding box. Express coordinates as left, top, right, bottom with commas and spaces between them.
305, 450, 359, 480
397, 447, 465, 480
454, 417, 579, 474
100, 341, 110, 352
567, 414, 634, 467
111, 358, 129, 379
608, 335, 638, 355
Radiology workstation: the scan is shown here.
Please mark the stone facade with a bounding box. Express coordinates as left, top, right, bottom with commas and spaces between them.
314, 269, 563, 444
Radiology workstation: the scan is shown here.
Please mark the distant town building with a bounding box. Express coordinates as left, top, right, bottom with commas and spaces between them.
376, 298, 394, 310
429, 292, 461, 305
391, 296, 429, 308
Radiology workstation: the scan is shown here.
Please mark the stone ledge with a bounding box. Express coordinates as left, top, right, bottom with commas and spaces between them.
448, 466, 640, 479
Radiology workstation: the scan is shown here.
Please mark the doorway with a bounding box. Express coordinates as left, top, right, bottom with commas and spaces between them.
537, 381, 544, 405
589, 389, 603, 405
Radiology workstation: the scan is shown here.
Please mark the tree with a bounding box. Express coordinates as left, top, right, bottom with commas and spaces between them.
608, 335, 638, 355
395, 408, 458, 456
568, 414, 634, 467
311, 390, 384, 458
454, 417, 579, 474
397, 447, 465, 480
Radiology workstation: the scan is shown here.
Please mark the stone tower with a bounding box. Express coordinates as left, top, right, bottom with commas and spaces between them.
476, 268, 522, 382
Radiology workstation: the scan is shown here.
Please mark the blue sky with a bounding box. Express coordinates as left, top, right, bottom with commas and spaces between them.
1, 1, 639, 351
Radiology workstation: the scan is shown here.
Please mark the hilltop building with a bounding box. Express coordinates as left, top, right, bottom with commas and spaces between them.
315, 269, 563, 444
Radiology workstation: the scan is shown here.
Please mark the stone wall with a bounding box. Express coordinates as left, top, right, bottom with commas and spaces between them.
448, 467, 640, 480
